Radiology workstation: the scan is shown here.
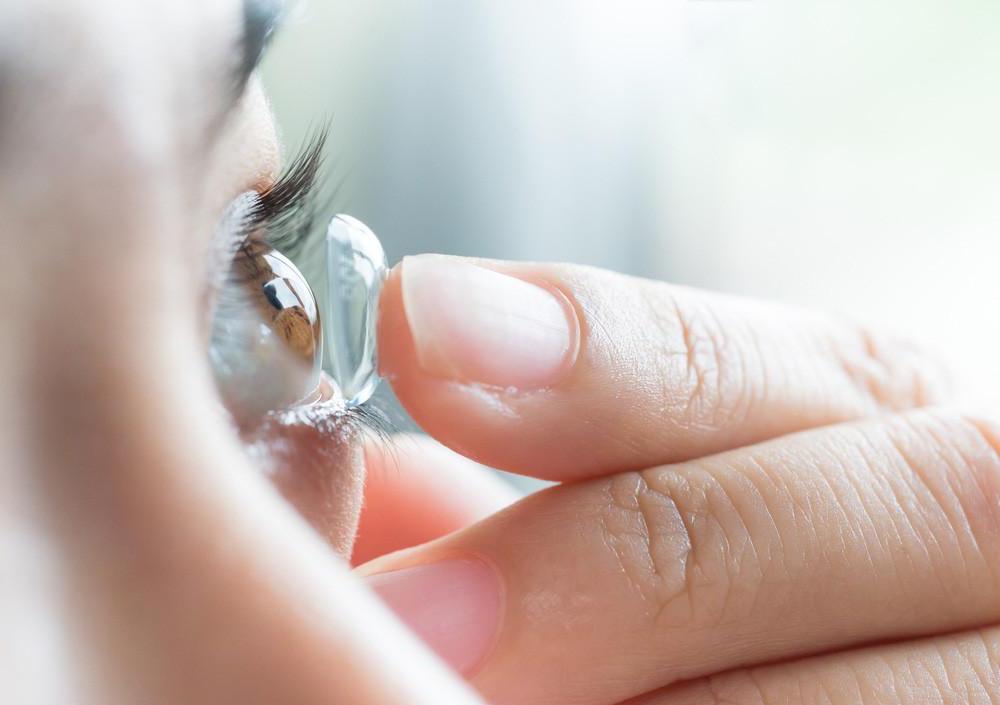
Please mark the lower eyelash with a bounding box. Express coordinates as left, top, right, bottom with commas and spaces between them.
254, 396, 397, 450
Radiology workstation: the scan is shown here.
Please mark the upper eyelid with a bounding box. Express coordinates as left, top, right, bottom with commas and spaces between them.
209, 126, 329, 299
241, 126, 329, 257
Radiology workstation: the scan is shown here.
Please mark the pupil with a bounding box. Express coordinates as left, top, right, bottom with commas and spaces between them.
263, 279, 304, 311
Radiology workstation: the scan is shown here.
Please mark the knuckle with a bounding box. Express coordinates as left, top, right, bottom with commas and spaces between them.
638, 283, 756, 430
598, 461, 775, 631
834, 324, 953, 410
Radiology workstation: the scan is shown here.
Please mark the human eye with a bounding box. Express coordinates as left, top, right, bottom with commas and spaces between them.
208, 129, 387, 430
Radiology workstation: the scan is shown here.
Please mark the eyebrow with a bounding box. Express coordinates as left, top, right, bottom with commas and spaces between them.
208, 0, 285, 136
238, 0, 286, 87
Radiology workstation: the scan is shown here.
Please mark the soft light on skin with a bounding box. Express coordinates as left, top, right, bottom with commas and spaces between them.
0, 2, 483, 704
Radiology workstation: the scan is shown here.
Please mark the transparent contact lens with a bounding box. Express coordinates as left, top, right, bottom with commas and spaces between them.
211, 246, 323, 423
322, 215, 387, 407
209, 205, 387, 423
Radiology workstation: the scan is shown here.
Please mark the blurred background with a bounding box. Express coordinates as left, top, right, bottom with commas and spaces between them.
262, 0, 1000, 422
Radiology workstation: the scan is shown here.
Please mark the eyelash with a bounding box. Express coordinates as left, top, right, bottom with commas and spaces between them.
240, 124, 330, 257
222, 124, 395, 439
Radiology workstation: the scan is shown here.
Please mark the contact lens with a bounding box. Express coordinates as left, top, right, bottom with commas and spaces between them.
323, 215, 387, 407
211, 245, 324, 423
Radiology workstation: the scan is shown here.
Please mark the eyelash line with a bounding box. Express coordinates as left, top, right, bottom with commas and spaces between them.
242, 122, 331, 257
222, 123, 395, 438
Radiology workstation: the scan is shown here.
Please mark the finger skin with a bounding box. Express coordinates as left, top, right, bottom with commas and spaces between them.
379, 258, 949, 480
360, 409, 1000, 705
352, 435, 520, 566
625, 626, 1000, 705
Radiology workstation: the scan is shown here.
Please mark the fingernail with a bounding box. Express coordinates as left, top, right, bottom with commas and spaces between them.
366, 558, 502, 675
400, 255, 578, 389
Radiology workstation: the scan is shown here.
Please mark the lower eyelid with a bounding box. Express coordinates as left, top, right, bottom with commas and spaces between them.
243, 393, 367, 555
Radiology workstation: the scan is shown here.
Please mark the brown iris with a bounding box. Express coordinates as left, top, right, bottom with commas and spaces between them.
233, 239, 321, 368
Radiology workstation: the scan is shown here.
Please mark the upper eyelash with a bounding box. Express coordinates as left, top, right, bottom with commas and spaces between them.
214, 124, 398, 434
212, 126, 329, 340
240, 123, 331, 258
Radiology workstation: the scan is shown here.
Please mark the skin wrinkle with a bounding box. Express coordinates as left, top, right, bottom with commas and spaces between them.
948, 639, 979, 704
11, 5, 1000, 702
857, 326, 898, 410
601, 472, 693, 619
890, 415, 989, 605
985, 629, 1000, 697
740, 322, 772, 440
841, 429, 910, 608
924, 416, 1000, 590
630, 628, 1000, 705
889, 426, 958, 603
661, 287, 707, 421
600, 474, 652, 599
771, 447, 819, 578
949, 635, 986, 704
628, 282, 695, 424
839, 432, 888, 581
886, 425, 974, 612
637, 472, 693, 615
624, 415, 1000, 700
869, 427, 940, 612
731, 453, 788, 618
624, 412, 1000, 700
677, 293, 725, 427
803, 433, 871, 597
861, 428, 931, 607
963, 417, 1000, 506
639, 465, 745, 632
699, 459, 766, 625
577, 278, 664, 463
704, 300, 749, 432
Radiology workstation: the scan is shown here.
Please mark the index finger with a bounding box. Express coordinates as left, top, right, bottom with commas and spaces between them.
378, 255, 950, 480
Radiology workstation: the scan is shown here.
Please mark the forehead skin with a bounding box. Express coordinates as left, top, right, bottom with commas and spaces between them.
0, 0, 278, 305
0, 0, 281, 414
0, 3, 397, 702
0, 5, 486, 705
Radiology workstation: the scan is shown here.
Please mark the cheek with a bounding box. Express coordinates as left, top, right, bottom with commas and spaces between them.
245, 416, 366, 558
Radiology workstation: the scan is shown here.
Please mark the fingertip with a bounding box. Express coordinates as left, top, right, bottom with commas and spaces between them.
377, 261, 416, 384
376, 258, 550, 471
384, 255, 579, 387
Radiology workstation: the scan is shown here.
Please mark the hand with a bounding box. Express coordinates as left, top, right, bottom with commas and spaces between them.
359, 255, 1000, 705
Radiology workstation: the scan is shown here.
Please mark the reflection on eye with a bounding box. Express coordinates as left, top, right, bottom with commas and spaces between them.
210, 239, 324, 425
208, 128, 390, 430
251, 245, 321, 369
208, 129, 329, 425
